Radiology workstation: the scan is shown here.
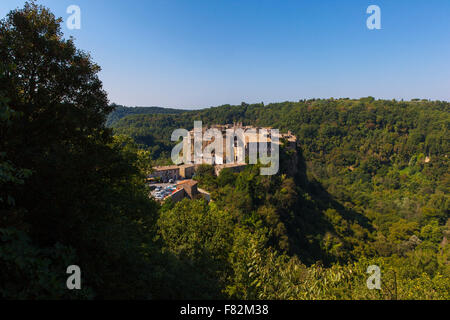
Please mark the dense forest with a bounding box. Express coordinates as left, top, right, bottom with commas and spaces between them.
106, 104, 186, 127
1, 3, 449, 299
111, 99, 450, 299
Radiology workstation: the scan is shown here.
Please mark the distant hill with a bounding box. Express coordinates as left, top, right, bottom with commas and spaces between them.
111, 98, 450, 261
106, 104, 187, 126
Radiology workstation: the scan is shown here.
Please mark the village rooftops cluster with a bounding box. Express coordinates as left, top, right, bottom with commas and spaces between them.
179, 122, 297, 167
150, 123, 297, 182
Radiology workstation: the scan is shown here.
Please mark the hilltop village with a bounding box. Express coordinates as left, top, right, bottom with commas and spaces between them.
148, 123, 297, 203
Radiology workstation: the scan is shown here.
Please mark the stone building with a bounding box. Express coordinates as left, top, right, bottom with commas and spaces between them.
149, 165, 180, 182
177, 179, 199, 199
179, 164, 195, 179
185, 123, 297, 165
214, 163, 248, 176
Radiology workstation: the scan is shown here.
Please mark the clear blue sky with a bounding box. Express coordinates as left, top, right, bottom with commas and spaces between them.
1, 0, 449, 108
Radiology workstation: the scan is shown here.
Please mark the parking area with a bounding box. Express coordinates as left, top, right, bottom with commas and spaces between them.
148, 182, 180, 201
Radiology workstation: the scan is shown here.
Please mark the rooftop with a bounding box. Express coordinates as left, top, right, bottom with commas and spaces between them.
153, 165, 180, 171
177, 179, 198, 187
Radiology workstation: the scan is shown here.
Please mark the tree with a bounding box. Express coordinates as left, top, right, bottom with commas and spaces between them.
157, 199, 234, 298
0, 2, 160, 299
217, 168, 236, 187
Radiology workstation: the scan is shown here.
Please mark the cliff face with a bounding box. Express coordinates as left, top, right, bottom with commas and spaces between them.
280, 142, 307, 188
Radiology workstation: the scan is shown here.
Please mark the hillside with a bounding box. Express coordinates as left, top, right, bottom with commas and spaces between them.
106, 104, 187, 126
112, 98, 450, 297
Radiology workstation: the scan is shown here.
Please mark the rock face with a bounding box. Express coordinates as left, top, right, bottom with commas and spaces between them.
285, 148, 299, 176
281, 142, 310, 188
